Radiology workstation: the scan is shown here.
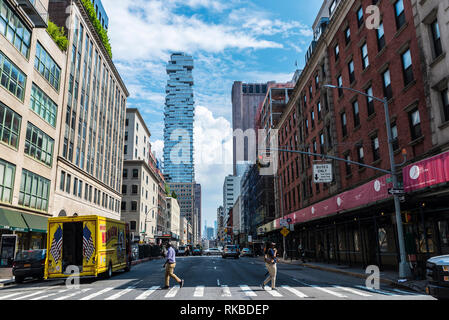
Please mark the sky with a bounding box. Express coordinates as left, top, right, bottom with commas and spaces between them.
102, 0, 323, 233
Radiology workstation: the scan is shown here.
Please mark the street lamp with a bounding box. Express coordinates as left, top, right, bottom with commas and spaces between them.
141, 206, 160, 242
323, 84, 412, 279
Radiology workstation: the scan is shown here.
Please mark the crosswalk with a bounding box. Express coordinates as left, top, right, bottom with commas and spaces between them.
0, 283, 427, 300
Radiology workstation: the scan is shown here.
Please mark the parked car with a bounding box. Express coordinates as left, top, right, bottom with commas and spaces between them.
240, 248, 254, 257
222, 245, 239, 259
426, 255, 449, 300
192, 248, 202, 256
13, 249, 46, 283
177, 246, 187, 256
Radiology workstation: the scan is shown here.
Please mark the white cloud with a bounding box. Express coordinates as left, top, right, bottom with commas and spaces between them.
151, 139, 164, 161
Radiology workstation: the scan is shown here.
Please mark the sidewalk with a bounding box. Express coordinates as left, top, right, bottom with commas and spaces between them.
0, 256, 163, 288
260, 256, 427, 294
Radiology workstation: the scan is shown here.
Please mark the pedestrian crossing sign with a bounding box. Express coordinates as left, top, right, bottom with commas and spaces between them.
280, 227, 290, 237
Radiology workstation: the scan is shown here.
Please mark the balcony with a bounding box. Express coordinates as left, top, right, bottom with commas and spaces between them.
17, 0, 48, 28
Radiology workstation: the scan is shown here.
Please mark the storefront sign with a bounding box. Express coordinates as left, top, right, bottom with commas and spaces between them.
403, 150, 449, 192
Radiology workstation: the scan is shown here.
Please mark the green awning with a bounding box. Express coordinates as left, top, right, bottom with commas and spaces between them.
0, 208, 29, 232
21, 212, 48, 233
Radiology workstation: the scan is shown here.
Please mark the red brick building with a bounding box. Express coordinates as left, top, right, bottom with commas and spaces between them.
259, 0, 437, 273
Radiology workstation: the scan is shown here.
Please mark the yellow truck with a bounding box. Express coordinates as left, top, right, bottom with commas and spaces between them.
44, 215, 132, 279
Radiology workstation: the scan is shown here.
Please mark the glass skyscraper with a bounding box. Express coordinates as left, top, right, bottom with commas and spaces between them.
163, 53, 195, 183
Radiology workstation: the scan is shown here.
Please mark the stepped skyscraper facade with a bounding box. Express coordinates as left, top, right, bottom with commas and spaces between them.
163, 53, 195, 183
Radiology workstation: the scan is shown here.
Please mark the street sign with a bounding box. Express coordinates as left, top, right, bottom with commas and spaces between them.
280, 227, 290, 237
313, 163, 333, 183
289, 224, 294, 231
280, 219, 288, 227
388, 188, 406, 195
248, 235, 252, 242
287, 218, 292, 224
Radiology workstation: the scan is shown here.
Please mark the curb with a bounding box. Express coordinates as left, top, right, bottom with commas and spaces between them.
273, 258, 426, 294
0, 280, 15, 288
131, 256, 163, 266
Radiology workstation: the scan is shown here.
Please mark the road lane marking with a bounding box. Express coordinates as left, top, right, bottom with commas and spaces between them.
281, 285, 308, 298
105, 286, 136, 300
221, 285, 232, 297
80, 287, 114, 300
13, 290, 47, 300
194, 286, 205, 297
355, 285, 398, 296
240, 285, 257, 297
217, 279, 220, 286
31, 289, 69, 300
0, 291, 28, 300
264, 287, 283, 297
54, 288, 92, 300
294, 280, 347, 298
333, 286, 372, 297
165, 285, 180, 298
135, 286, 160, 300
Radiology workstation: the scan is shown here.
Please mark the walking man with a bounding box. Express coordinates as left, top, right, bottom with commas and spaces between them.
163, 243, 184, 289
261, 242, 278, 290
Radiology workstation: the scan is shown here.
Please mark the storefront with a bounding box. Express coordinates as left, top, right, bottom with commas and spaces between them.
0, 208, 48, 267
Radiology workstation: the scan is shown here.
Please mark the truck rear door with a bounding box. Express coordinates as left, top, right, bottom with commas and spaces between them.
46, 222, 63, 276
82, 220, 97, 274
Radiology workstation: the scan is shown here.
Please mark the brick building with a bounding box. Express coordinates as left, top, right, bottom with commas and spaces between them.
259, 0, 439, 274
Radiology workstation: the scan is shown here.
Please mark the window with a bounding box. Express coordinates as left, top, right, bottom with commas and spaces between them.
361, 43, 369, 69
348, 60, 355, 84
334, 44, 340, 61
366, 86, 374, 116
60, 171, 65, 191
345, 153, 352, 176
344, 26, 351, 45
124, 131, 128, 141
409, 109, 422, 140
371, 135, 380, 161
131, 201, 137, 211
430, 19, 442, 58
357, 6, 364, 28
341, 112, 347, 137
132, 185, 138, 194
401, 49, 414, 86
382, 69, 392, 100
132, 169, 138, 178
130, 220, 136, 230
125, 119, 129, 126
0, 101, 21, 149
122, 184, 127, 194
441, 89, 449, 122
394, 0, 405, 30
377, 22, 385, 51
34, 42, 61, 91
66, 174, 71, 193
19, 169, 50, 212
391, 122, 399, 151
0, 158, 15, 203
311, 110, 315, 128
317, 102, 322, 120
352, 100, 360, 127
0, 0, 31, 57
124, 145, 127, 155
337, 76, 343, 97
123, 169, 128, 178
24, 122, 54, 167
121, 201, 126, 211
29, 83, 58, 127
357, 145, 365, 167
0, 51, 26, 100
73, 178, 78, 196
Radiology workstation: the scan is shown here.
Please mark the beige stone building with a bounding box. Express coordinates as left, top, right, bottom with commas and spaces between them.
412, 0, 449, 151
120, 109, 158, 243
0, 0, 67, 263
48, 0, 128, 220
166, 196, 180, 246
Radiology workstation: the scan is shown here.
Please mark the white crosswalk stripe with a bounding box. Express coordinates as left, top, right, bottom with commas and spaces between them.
264, 287, 283, 297
80, 287, 114, 300
135, 286, 160, 300
355, 285, 398, 296
294, 279, 347, 298
221, 285, 232, 297
13, 290, 48, 300
165, 285, 180, 298
193, 286, 205, 297
105, 286, 136, 300
0, 291, 28, 300
333, 286, 372, 297
31, 289, 69, 300
239, 285, 257, 297
54, 288, 92, 300
281, 285, 308, 298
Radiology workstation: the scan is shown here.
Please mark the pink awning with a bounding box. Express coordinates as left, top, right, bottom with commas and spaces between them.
274, 175, 393, 229
403, 150, 449, 192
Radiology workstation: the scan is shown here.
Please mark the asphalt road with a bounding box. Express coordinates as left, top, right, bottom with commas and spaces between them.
0, 256, 436, 300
